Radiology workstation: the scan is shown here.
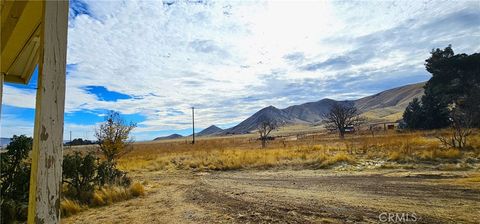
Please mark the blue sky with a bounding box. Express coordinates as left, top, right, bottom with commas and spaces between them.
1, 0, 479, 141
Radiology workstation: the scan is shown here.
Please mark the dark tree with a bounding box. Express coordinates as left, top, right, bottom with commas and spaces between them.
425, 45, 480, 106
0, 135, 32, 201
462, 87, 480, 127
258, 120, 277, 148
402, 45, 480, 130
402, 98, 423, 129
322, 103, 364, 139
420, 89, 450, 129
65, 138, 95, 146
0, 135, 33, 223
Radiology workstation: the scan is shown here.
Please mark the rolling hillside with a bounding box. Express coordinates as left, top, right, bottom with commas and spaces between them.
154, 134, 183, 141
196, 125, 223, 136
355, 82, 425, 121
223, 82, 425, 134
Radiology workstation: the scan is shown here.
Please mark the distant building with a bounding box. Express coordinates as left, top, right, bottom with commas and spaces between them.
369, 121, 401, 131
344, 126, 355, 133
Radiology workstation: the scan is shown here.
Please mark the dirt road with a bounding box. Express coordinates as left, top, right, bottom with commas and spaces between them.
63, 169, 480, 224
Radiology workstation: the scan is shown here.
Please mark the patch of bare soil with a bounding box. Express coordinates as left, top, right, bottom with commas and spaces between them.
63, 169, 480, 224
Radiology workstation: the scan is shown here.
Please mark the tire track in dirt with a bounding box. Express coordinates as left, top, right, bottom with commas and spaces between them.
185, 170, 478, 223
63, 170, 480, 223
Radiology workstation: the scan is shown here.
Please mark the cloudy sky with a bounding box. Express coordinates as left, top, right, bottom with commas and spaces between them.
2, 0, 479, 141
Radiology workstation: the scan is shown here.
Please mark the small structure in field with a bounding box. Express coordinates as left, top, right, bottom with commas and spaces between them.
369, 121, 400, 131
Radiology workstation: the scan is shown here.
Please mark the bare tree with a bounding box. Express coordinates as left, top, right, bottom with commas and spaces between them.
321, 102, 364, 139
95, 111, 137, 165
258, 120, 277, 148
437, 107, 473, 149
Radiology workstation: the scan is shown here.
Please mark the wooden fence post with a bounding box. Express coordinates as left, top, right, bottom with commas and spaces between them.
27, 1, 69, 223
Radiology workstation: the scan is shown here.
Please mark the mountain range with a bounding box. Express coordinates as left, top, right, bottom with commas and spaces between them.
196, 125, 223, 136
221, 82, 425, 134
153, 125, 225, 140
153, 82, 425, 140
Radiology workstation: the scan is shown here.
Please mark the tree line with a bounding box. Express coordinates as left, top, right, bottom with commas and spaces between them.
403, 45, 480, 130
402, 46, 479, 148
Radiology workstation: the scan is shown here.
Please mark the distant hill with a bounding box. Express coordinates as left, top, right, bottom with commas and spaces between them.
197, 125, 223, 136
0, 137, 11, 148
154, 134, 183, 141
224, 106, 306, 134
222, 82, 425, 134
355, 82, 425, 121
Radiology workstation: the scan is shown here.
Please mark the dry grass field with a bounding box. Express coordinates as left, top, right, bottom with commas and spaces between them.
63, 130, 480, 223
117, 130, 480, 172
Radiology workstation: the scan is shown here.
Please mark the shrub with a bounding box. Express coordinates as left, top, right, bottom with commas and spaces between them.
97, 161, 131, 187
0, 135, 33, 223
61, 152, 141, 216
62, 152, 133, 207
62, 152, 98, 202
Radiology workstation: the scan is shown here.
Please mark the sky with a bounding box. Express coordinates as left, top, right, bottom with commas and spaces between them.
1, 0, 479, 141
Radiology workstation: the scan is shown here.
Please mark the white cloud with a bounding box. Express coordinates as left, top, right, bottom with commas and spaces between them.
3, 85, 36, 109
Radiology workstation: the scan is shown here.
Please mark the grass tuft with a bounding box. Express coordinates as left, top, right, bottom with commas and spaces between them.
130, 182, 146, 197
92, 186, 131, 206
60, 199, 85, 217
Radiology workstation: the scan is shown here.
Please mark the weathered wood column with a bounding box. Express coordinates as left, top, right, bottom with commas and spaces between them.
0, 73, 3, 118
27, 1, 69, 223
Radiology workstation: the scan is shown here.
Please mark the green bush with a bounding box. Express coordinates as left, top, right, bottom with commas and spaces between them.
62, 152, 98, 203
62, 153, 131, 204
97, 161, 131, 187
0, 135, 33, 224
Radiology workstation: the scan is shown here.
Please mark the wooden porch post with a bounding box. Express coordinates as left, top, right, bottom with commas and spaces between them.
27, 1, 69, 223
0, 73, 3, 117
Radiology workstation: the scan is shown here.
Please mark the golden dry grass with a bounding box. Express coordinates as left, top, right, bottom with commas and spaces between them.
448, 173, 480, 190
61, 183, 146, 217
115, 130, 479, 172
91, 186, 132, 206
459, 173, 480, 183
61, 199, 85, 217
130, 182, 146, 197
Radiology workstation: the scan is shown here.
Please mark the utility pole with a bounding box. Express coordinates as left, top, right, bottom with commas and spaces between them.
69, 131, 72, 148
192, 107, 195, 144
